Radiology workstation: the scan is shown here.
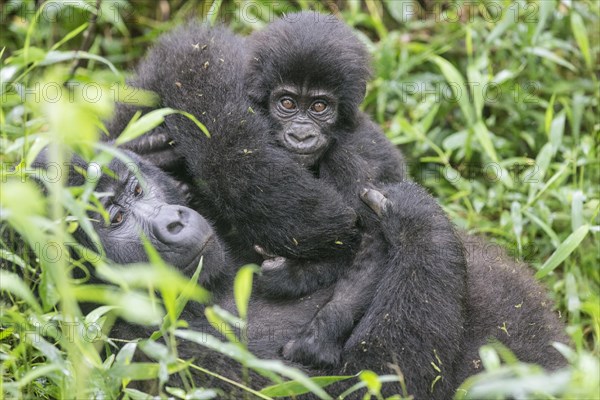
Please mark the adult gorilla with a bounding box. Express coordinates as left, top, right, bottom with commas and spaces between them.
31, 149, 567, 399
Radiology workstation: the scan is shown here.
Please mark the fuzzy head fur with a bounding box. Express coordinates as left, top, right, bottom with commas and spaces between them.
246, 11, 371, 129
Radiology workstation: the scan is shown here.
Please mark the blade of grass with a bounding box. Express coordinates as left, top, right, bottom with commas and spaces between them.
535, 224, 590, 278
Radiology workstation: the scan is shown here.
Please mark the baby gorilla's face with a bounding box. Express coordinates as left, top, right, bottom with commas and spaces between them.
269, 84, 338, 168
90, 152, 215, 273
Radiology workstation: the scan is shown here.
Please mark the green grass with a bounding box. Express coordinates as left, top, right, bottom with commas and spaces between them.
1, 1, 598, 399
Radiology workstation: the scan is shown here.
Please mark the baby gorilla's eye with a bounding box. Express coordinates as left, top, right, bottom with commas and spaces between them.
111, 210, 124, 225
310, 101, 327, 113
134, 183, 143, 197
280, 98, 297, 110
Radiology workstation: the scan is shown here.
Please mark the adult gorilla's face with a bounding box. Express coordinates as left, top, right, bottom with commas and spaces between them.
89, 152, 214, 274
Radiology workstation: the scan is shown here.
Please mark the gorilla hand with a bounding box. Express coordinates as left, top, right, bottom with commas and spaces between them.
123, 129, 182, 170
254, 245, 288, 271
254, 245, 343, 299
281, 299, 353, 368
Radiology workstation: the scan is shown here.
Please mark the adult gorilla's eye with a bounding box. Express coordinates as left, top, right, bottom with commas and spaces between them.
280, 98, 297, 110
111, 210, 124, 225
310, 101, 327, 113
134, 183, 143, 197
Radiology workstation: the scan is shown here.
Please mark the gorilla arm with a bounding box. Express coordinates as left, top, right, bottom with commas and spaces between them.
167, 114, 360, 260
342, 182, 468, 399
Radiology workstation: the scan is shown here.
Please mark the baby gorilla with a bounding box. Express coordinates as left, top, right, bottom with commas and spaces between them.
32, 148, 231, 292
245, 12, 429, 367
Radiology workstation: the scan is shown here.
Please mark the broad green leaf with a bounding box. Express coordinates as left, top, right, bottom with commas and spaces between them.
31, 336, 65, 366
536, 225, 590, 278
85, 305, 119, 325
385, 0, 418, 23
479, 346, 501, 370
234, 264, 259, 319
0, 249, 28, 272
571, 190, 585, 232
7, 46, 47, 66
260, 375, 354, 397
565, 273, 582, 314
175, 329, 255, 363
116, 108, 210, 146
544, 93, 556, 136
38, 51, 119, 74
571, 91, 586, 141
467, 64, 484, 121
108, 363, 160, 380
532, 143, 554, 184
73, 284, 164, 325
337, 375, 400, 399
524, 47, 577, 72
0, 270, 42, 313
151, 257, 207, 341
549, 110, 565, 154
115, 108, 179, 146
531, 0, 555, 44
359, 370, 382, 394
165, 386, 218, 399
472, 121, 499, 163
138, 340, 170, 362
115, 342, 138, 366
207, 0, 224, 25
523, 210, 560, 247
248, 359, 331, 399
570, 12, 592, 70
430, 55, 475, 125
11, 364, 62, 389
122, 388, 157, 399
486, 7, 515, 44
205, 306, 240, 345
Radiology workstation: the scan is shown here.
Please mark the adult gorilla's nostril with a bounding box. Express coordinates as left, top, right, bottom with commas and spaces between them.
154, 204, 191, 244
167, 221, 184, 235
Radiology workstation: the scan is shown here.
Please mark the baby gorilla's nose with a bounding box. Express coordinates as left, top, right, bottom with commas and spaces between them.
154, 205, 190, 244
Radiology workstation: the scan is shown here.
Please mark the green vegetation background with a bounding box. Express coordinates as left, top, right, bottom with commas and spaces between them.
0, 0, 598, 399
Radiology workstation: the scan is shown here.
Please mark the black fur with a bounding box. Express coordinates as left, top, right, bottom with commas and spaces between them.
106, 24, 359, 263
242, 12, 442, 370
103, 21, 568, 399
30, 149, 567, 398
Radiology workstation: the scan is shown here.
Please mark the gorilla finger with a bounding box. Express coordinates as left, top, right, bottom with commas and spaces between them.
281, 340, 296, 359
254, 244, 278, 259
174, 180, 192, 200
360, 188, 389, 217
127, 131, 173, 153
144, 149, 184, 170
261, 256, 287, 271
